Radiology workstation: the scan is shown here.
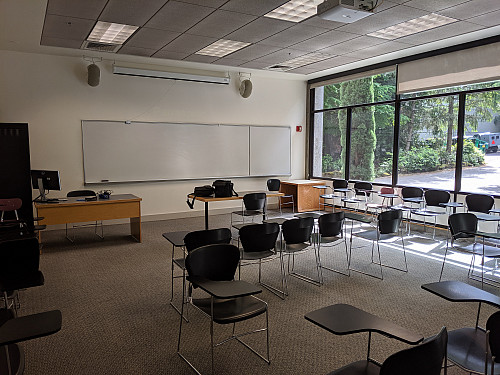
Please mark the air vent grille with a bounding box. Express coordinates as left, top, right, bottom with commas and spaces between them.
81, 41, 121, 53
266, 65, 293, 72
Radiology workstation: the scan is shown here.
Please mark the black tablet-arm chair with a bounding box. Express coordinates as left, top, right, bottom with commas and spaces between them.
170, 228, 232, 319
342, 182, 373, 212
313, 212, 350, 277
447, 310, 500, 375
439, 213, 500, 286
65, 190, 103, 241
177, 243, 270, 375
267, 179, 294, 214
0, 237, 44, 313
410, 189, 450, 238
349, 209, 407, 280
466, 193, 495, 214
238, 223, 285, 298
282, 217, 322, 286
231, 192, 267, 229
328, 326, 447, 375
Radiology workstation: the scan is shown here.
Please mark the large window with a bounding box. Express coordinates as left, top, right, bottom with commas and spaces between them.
310, 69, 500, 195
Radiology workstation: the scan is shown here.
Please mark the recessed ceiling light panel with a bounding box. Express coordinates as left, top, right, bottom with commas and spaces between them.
196, 39, 250, 57
265, 0, 323, 23
87, 21, 138, 44
368, 13, 458, 40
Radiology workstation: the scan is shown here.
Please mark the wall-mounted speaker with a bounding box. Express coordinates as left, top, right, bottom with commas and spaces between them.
239, 79, 252, 98
87, 63, 100, 87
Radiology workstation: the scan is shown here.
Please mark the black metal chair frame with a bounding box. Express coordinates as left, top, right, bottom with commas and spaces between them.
267, 179, 294, 214
313, 212, 350, 278
65, 190, 103, 242
440, 213, 500, 288
238, 223, 286, 299
341, 181, 373, 212
281, 217, 322, 286
348, 209, 408, 280
231, 193, 267, 228
410, 189, 450, 239
177, 244, 270, 375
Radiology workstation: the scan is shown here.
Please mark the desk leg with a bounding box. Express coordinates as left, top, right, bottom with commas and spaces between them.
130, 217, 141, 242
205, 202, 209, 230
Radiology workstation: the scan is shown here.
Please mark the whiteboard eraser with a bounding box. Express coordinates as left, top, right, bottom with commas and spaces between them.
125, 121, 131, 124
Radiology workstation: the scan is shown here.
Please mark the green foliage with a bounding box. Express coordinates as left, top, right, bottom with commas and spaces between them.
322, 154, 342, 173
462, 139, 485, 166
399, 146, 441, 173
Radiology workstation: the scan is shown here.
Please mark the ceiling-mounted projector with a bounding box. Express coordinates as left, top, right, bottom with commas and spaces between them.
317, 0, 374, 23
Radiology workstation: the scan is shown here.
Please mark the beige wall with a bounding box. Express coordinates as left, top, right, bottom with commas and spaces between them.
0, 50, 307, 219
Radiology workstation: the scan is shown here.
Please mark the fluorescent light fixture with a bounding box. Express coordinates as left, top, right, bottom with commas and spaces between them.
112, 65, 230, 84
368, 13, 458, 40
88, 21, 138, 44
265, 0, 323, 22
267, 52, 332, 71
195, 39, 250, 57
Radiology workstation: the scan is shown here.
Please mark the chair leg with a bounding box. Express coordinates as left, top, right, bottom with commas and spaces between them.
439, 244, 449, 281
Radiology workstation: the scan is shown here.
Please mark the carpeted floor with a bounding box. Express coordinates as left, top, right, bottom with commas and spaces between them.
18, 211, 500, 374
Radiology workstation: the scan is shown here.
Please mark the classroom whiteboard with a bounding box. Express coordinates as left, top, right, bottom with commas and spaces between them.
250, 126, 291, 176
81, 121, 291, 183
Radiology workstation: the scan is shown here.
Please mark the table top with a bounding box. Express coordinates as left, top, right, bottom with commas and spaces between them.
304, 304, 423, 345
188, 191, 283, 202
0, 310, 62, 346
162, 230, 190, 247
344, 212, 372, 224
475, 213, 500, 222
467, 231, 500, 241
421, 281, 500, 308
440, 202, 464, 207
402, 197, 424, 203
489, 208, 500, 215
295, 212, 323, 219
34, 194, 141, 208
379, 193, 399, 199
313, 185, 330, 189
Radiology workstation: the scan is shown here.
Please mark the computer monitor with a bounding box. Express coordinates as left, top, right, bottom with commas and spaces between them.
31, 170, 61, 202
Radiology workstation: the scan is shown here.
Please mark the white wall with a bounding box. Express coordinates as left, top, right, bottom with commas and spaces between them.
0, 50, 307, 219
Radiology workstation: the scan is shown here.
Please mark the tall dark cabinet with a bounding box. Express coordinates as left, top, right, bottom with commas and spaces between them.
0, 123, 34, 231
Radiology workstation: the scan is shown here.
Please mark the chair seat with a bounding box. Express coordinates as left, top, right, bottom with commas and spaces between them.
321, 194, 338, 199
173, 258, 186, 270
452, 243, 500, 257
447, 327, 500, 375
327, 359, 380, 375
192, 295, 267, 324
283, 242, 310, 253
311, 233, 342, 244
0, 271, 44, 292
232, 222, 259, 231
353, 230, 397, 242
241, 250, 275, 261
342, 198, 364, 204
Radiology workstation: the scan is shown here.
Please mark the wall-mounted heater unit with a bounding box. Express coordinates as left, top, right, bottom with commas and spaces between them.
112, 65, 230, 84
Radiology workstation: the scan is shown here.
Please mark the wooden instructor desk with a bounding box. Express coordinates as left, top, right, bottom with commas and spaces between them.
34, 194, 142, 242
279, 180, 324, 212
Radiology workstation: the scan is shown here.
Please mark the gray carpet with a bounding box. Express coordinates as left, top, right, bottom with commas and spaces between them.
17, 212, 500, 374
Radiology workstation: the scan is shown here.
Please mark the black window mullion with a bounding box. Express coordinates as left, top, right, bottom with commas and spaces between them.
392, 95, 401, 186
345, 107, 352, 180
454, 93, 466, 193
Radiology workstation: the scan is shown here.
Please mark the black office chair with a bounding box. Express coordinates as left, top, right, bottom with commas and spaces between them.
447, 310, 500, 375
410, 189, 450, 238
313, 212, 349, 277
328, 326, 447, 375
267, 179, 294, 214
342, 181, 373, 212
231, 192, 267, 229
177, 243, 270, 375
170, 228, 232, 319
466, 193, 495, 213
282, 217, 321, 286
0, 237, 44, 313
440, 213, 500, 286
349, 209, 407, 280
65, 190, 102, 242
238, 222, 284, 298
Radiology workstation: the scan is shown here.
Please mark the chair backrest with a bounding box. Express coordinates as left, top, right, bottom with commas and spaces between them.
401, 187, 423, 199
380, 326, 447, 375
239, 223, 279, 253
380, 187, 394, 195
333, 179, 348, 189
185, 243, 240, 282
282, 217, 314, 244
424, 190, 450, 207
0, 237, 40, 278
378, 209, 402, 234
243, 192, 267, 211
67, 190, 96, 198
466, 193, 494, 213
0, 198, 22, 212
318, 212, 345, 237
354, 181, 372, 197
183, 228, 232, 252
448, 213, 477, 240
487, 311, 500, 362
267, 179, 280, 192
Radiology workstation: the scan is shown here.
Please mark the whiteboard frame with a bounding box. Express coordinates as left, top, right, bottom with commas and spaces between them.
81, 120, 291, 184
